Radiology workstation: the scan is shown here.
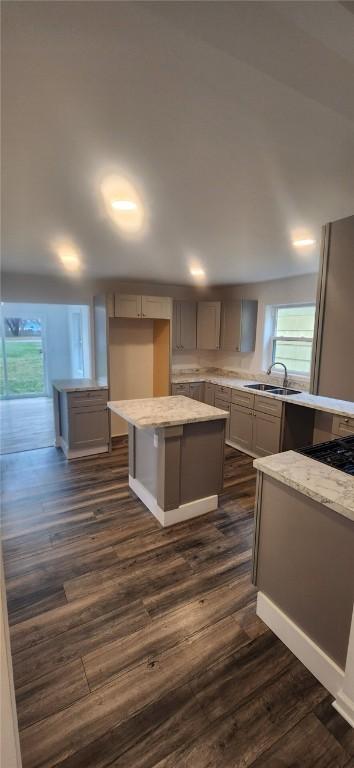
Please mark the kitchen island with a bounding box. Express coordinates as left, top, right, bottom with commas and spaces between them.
252, 444, 354, 726
108, 395, 229, 526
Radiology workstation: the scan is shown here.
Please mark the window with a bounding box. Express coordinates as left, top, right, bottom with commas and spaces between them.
271, 304, 316, 375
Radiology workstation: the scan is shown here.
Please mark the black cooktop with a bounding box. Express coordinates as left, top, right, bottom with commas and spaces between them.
297, 435, 354, 476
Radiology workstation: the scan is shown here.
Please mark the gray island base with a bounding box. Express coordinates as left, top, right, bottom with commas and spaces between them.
108, 396, 229, 526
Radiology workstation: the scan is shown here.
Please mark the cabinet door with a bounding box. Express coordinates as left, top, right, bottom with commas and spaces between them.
215, 396, 231, 440
204, 383, 215, 406
141, 296, 172, 319
253, 411, 281, 457
179, 301, 197, 350
221, 301, 241, 351
114, 294, 141, 318
172, 301, 180, 350
189, 382, 204, 401
229, 403, 253, 452
197, 302, 221, 350
69, 406, 109, 449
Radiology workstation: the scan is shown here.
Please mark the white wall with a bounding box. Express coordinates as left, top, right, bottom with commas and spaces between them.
109, 318, 154, 436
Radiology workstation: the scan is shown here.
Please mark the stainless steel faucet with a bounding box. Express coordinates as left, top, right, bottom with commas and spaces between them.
267, 361, 289, 389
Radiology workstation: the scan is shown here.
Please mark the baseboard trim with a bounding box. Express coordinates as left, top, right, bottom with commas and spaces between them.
129, 475, 218, 527
256, 592, 345, 700
332, 691, 354, 728
58, 437, 109, 460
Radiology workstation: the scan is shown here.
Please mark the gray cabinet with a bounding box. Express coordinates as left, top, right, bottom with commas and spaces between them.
253, 411, 282, 457
214, 395, 231, 440
141, 295, 172, 319
114, 294, 172, 319
173, 301, 197, 350
230, 403, 252, 451
311, 215, 354, 401
171, 381, 204, 401
221, 300, 258, 352
171, 382, 190, 397
114, 294, 142, 318
332, 414, 354, 438
229, 394, 283, 457
204, 383, 215, 406
54, 387, 109, 459
189, 382, 204, 401
197, 302, 221, 350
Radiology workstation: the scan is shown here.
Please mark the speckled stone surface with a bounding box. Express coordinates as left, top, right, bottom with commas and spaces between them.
108, 396, 229, 429
171, 372, 354, 418
52, 379, 108, 392
254, 450, 354, 521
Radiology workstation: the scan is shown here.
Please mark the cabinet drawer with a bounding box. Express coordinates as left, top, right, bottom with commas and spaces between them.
68, 390, 108, 409
231, 389, 255, 409
215, 385, 231, 402
332, 414, 354, 437
171, 383, 190, 397
254, 394, 283, 417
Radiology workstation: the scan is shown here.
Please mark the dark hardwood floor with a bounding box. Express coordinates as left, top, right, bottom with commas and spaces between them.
1, 440, 353, 768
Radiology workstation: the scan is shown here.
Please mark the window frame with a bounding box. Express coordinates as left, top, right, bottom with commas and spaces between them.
271, 302, 316, 377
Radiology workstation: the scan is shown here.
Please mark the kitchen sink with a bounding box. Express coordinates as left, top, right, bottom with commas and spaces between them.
270, 387, 302, 396
244, 383, 278, 391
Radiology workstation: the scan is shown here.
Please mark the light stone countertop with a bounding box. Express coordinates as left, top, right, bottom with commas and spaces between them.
108, 396, 229, 429
52, 379, 108, 392
253, 450, 354, 522
171, 372, 354, 418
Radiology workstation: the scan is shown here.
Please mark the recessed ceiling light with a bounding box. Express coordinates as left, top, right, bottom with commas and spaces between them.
60, 253, 81, 272
190, 266, 205, 277
111, 200, 137, 211
293, 238, 316, 247
52, 238, 82, 273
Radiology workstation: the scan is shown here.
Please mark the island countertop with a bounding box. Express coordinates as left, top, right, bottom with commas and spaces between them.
254, 451, 354, 522
108, 395, 229, 429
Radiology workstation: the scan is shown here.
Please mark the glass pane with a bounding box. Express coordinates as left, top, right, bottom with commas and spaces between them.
275, 305, 316, 339
0, 349, 5, 397
273, 339, 313, 374
4, 317, 45, 395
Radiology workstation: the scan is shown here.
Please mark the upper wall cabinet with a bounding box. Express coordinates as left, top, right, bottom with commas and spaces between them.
114, 294, 172, 320
173, 300, 197, 350
141, 295, 172, 319
114, 294, 142, 318
221, 300, 258, 353
197, 301, 221, 350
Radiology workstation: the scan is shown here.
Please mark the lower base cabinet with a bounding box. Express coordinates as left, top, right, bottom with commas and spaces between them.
229, 402, 253, 452
229, 402, 282, 457
171, 382, 204, 401
214, 395, 231, 440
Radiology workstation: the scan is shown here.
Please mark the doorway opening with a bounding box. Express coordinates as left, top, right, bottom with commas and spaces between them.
0, 302, 91, 454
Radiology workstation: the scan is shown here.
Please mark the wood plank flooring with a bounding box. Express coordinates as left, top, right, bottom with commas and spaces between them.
1, 439, 353, 768
0, 396, 55, 454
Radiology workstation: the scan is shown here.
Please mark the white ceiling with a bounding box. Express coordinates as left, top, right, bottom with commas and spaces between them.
2, 1, 354, 285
